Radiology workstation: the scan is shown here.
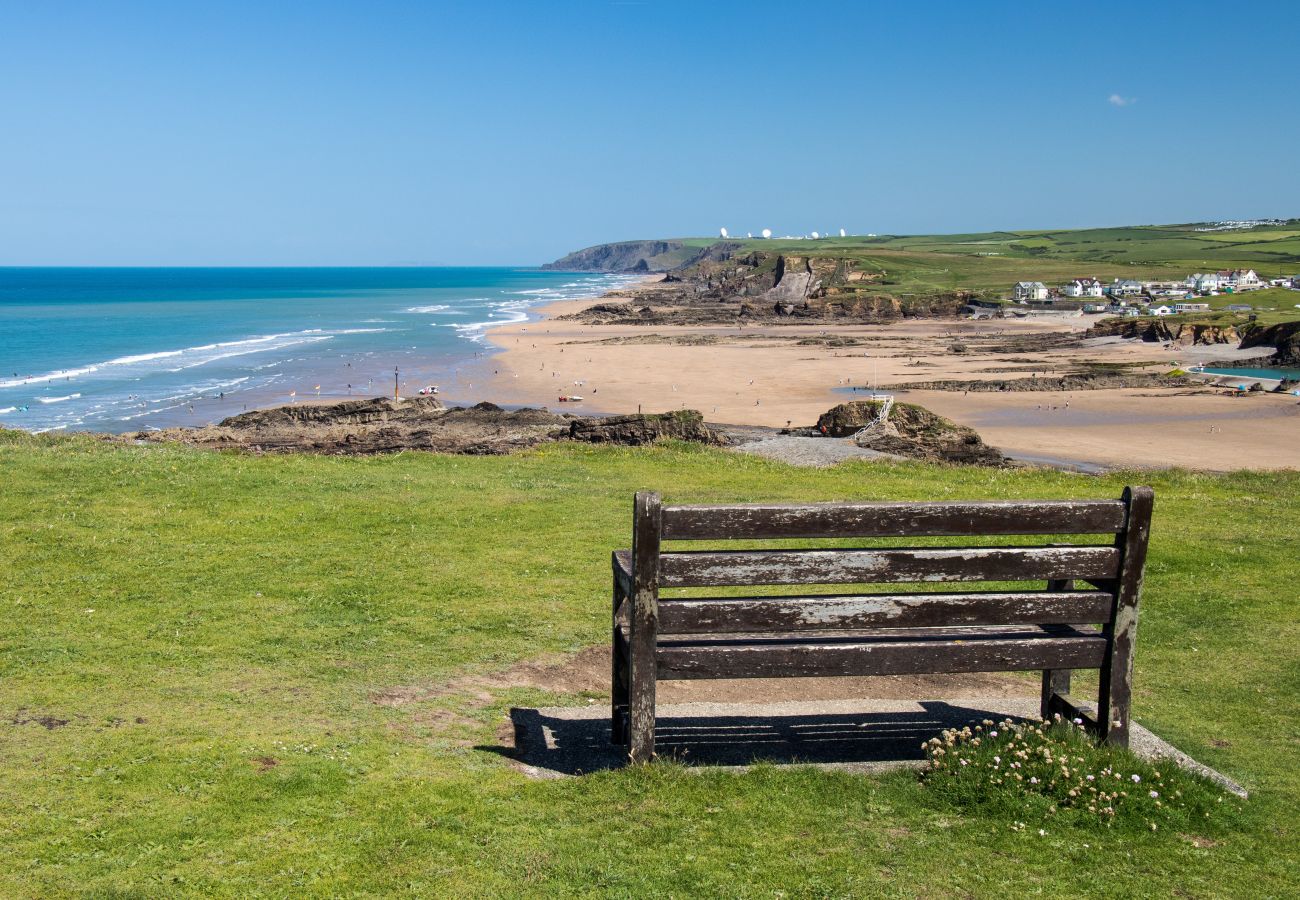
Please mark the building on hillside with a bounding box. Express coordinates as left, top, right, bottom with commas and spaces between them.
1061, 277, 1104, 298
1012, 281, 1049, 302
1218, 268, 1261, 289
1226, 303, 1253, 312
1108, 278, 1144, 296
1191, 272, 1222, 293
1174, 302, 1210, 313
1149, 305, 1174, 316
1292, 275, 1300, 289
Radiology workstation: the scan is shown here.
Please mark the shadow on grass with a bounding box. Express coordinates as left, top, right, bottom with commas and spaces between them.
479, 700, 1030, 776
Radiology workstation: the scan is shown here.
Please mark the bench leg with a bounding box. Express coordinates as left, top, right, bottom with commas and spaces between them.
611, 579, 628, 745
627, 650, 655, 763
1040, 668, 1071, 721
1098, 608, 1136, 748
611, 641, 629, 746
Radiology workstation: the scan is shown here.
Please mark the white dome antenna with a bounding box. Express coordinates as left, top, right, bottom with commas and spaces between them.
719, 227, 729, 238
761, 228, 772, 239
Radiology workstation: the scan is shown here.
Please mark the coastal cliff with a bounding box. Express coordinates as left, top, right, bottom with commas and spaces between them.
542, 240, 711, 273
555, 244, 970, 325
1087, 318, 1240, 345
1239, 320, 1300, 366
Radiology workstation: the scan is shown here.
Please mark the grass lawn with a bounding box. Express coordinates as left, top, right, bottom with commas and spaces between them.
1, 432, 1298, 896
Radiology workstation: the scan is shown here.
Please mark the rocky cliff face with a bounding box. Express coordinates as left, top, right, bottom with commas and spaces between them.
1087, 318, 1240, 345
542, 240, 712, 273
559, 248, 970, 325
1239, 321, 1300, 366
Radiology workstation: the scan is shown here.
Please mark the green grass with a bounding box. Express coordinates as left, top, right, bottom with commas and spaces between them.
1, 433, 1298, 896
627, 222, 1300, 304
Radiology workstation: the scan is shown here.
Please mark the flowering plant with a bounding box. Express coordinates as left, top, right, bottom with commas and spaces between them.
921, 715, 1239, 834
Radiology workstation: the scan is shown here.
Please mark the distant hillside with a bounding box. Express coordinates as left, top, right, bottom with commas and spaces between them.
547, 221, 1300, 286
542, 239, 716, 273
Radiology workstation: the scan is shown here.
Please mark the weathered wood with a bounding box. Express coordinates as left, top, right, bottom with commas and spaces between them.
658, 590, 1113, 633
612, 550, 633, 598
1097, 486, 1153, 748
628, 491, 661, 763
607, 489, 1151, 760
1046, 691, 1100, 733
610, 558, 628, 744
1040, 578, 1075, 719
656, 625, 1108, 679
659, 545, 1120, 588
661, 500, 1127, 541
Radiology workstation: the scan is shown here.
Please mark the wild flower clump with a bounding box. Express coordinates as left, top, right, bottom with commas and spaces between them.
921, 715, 1240, 834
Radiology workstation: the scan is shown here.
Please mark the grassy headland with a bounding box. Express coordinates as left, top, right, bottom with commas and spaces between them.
552, 221, 1300, 304
1, 431, 1298, 895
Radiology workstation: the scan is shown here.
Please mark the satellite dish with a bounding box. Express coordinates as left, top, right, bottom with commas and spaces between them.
840, 228, 847, 237
761, 228, 772, 239
811, 231, 820, 239
719, 227, 729, 238
746, 232, 752, 238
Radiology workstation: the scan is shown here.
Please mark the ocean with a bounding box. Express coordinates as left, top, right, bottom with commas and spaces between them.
0, 267, 635, 433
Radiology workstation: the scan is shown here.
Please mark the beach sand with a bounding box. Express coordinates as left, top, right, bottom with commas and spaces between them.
482, 289, 1299, 471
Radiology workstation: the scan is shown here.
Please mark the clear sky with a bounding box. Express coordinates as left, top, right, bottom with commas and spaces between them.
2, 1, 1297, 266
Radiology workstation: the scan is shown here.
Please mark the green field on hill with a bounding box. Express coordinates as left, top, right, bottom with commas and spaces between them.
631, 221, 1300, 302
1, 433, 1297, 896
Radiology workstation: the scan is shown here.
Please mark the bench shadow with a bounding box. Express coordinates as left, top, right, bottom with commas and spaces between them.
480, 701, 1031, 776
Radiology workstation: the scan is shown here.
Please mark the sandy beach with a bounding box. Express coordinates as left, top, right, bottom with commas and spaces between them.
481, 282, 1300, 471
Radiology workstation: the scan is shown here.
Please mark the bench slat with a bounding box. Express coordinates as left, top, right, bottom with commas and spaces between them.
661, 500, 1127, 541
656, 626, 1108, 679
659, 546, 1120, 588
657, 590, 1114, 633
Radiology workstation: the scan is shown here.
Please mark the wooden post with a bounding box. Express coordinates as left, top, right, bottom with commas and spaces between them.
628, 491, 661, 763
1098, 486, 1154, 747
1040, 578, 1074, 720
610, 553, 629, 745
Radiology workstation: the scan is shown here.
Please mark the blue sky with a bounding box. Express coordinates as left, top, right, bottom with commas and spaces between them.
1, 1, 1297, 265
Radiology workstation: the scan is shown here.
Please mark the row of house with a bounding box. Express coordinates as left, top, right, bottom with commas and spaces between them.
1011, 268, 1293, 304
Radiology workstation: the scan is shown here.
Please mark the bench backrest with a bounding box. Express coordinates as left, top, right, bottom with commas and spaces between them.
631, 488, 1153, 635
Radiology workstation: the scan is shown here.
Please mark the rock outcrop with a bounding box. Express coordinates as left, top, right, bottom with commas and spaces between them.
816, 400, 1005, 466
1239, 320, 1300, 367
569, 410, 724, 445
129, 397, 724, 456
1088, 318, 1240, 345
557, 248, 971, 326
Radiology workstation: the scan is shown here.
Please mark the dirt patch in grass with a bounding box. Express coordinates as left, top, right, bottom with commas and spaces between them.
373, 645, 1033, 709
10, 711, 71, 730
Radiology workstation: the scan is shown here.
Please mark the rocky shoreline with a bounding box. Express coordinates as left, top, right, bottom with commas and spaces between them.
106, 394, 1019, 469
121, 397, 725, 456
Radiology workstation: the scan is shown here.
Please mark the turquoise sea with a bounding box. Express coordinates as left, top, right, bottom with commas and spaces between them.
0, 268, 635, 433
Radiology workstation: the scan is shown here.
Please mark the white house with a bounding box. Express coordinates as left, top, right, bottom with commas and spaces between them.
1012, 281, 1049, 302
1192, 273, 1222, 293
1062, 277, 1104, 298
1150, 305, 1174, 316
1219, 268, 1260, 289
1174, 302, 1210, 313
1109, 279, 1143, 296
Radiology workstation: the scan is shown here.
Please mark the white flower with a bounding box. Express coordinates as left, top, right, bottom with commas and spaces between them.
960, 759, 969, 766
1072, 717, 1083, 725
1029, 777, 1039, 784
1149, 790, 1159, 799
1038, 829, 1047, 836
1131, 774, 1142, 783
989, 730, 998, 737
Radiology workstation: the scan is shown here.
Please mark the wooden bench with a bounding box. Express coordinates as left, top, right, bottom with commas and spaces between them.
611, 488, 1153, 763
